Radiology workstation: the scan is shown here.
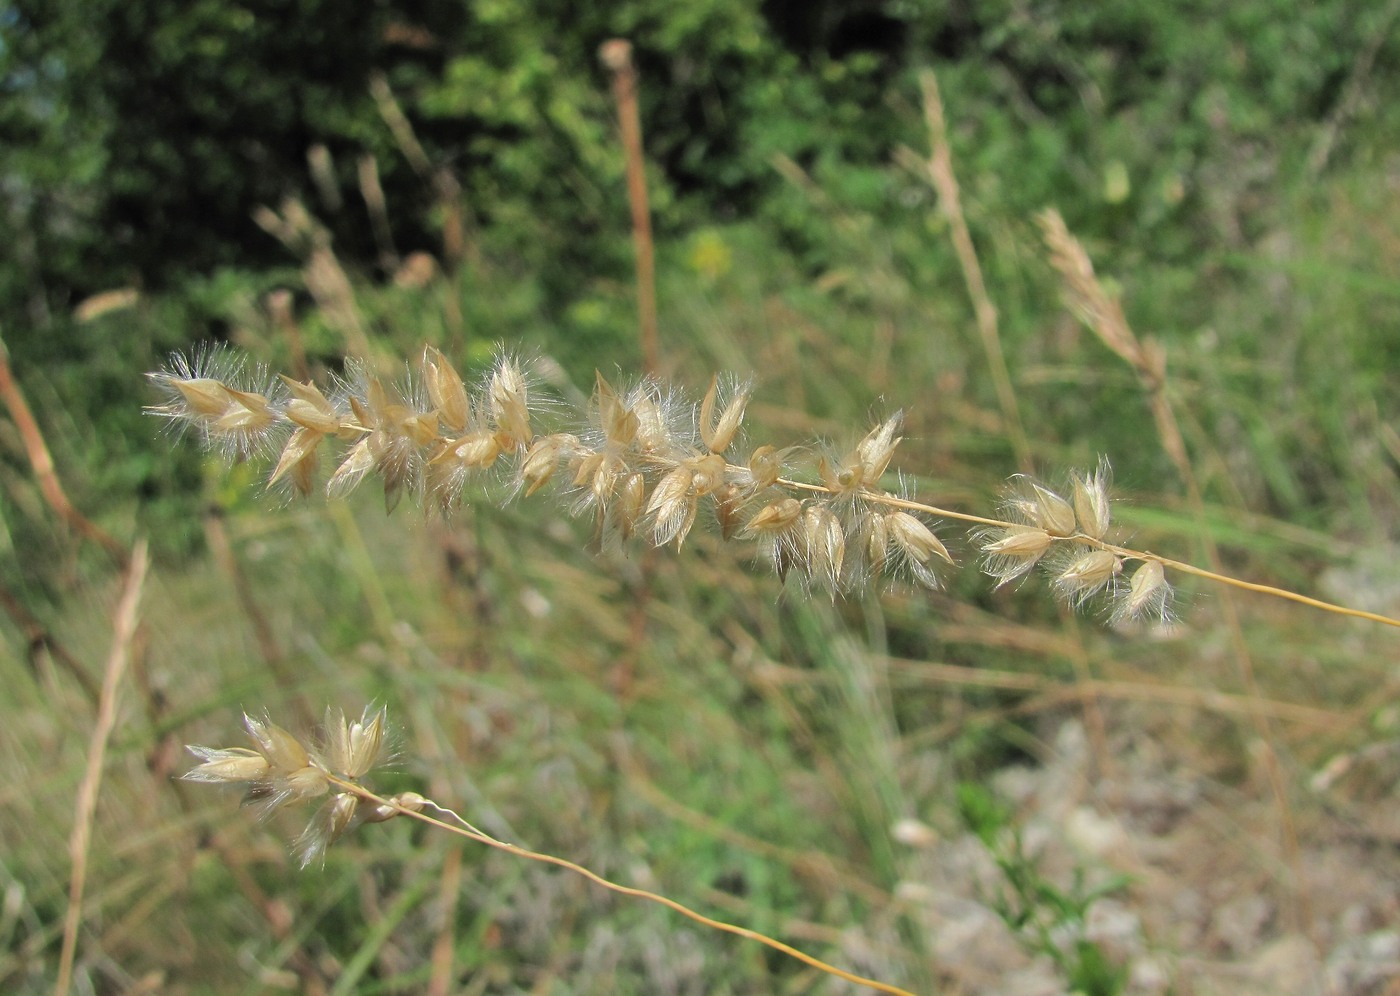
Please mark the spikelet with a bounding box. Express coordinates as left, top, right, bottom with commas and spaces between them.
819, 413, 903, 496
1052, 549, 1123, 607
883, 510, 954, 589
801, 504, 846, 590
699, 374, 751, 455
317, 704, 388, 779
1111, 559, 1175, 624
648, 464, 698, 548
743, 497, 804, 580
422, 346, 471, 434
519, 433, 580, 497
488, 353, 534, 453
145, 346, 286, 460
1071, 457, 1112, 540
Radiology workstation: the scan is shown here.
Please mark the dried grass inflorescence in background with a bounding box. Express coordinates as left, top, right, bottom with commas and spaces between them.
147, 344, 1175, 619
183, 705, 423, 866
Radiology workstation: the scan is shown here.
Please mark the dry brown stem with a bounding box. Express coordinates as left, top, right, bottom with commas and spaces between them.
601, 39, 660, 376
55, 539, 148, 995
357, 152, 400, 271
919, 69, 1030, 469
0, 332, 128, 564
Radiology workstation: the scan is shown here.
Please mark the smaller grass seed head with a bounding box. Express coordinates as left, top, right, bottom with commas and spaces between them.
183, 706, 413, 868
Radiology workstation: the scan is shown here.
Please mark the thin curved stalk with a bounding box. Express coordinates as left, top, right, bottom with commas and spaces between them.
326, 776, 917, 996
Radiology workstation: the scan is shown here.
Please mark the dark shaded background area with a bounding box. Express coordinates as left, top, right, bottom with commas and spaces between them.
5, 0, 1388, 315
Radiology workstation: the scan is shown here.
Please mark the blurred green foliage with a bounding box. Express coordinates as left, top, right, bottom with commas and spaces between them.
958, 781, 1131, 995
6, 0, 1394, 310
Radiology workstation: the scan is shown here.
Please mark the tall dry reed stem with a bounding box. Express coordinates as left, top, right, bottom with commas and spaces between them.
918, 69, 1029, 471
600, 39, 660, 377
181, 705, 915, 995
55, 539, 148, 996
144, 345, 1400, 630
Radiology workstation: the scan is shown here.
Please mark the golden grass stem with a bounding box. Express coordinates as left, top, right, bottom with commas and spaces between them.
782, 475, 1400, 629
1097, 544, 1400, 629
55, 539, 148, 996
327, 776, 916, 996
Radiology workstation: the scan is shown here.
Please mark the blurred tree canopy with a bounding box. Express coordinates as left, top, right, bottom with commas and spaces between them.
0, 0, 901, 331
3, 0, 1394, 339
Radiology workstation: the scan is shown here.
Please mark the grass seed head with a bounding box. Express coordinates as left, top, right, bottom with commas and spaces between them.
146, 343, 1181, 618
146, 348, 286, 459
186, 707, 408, 866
